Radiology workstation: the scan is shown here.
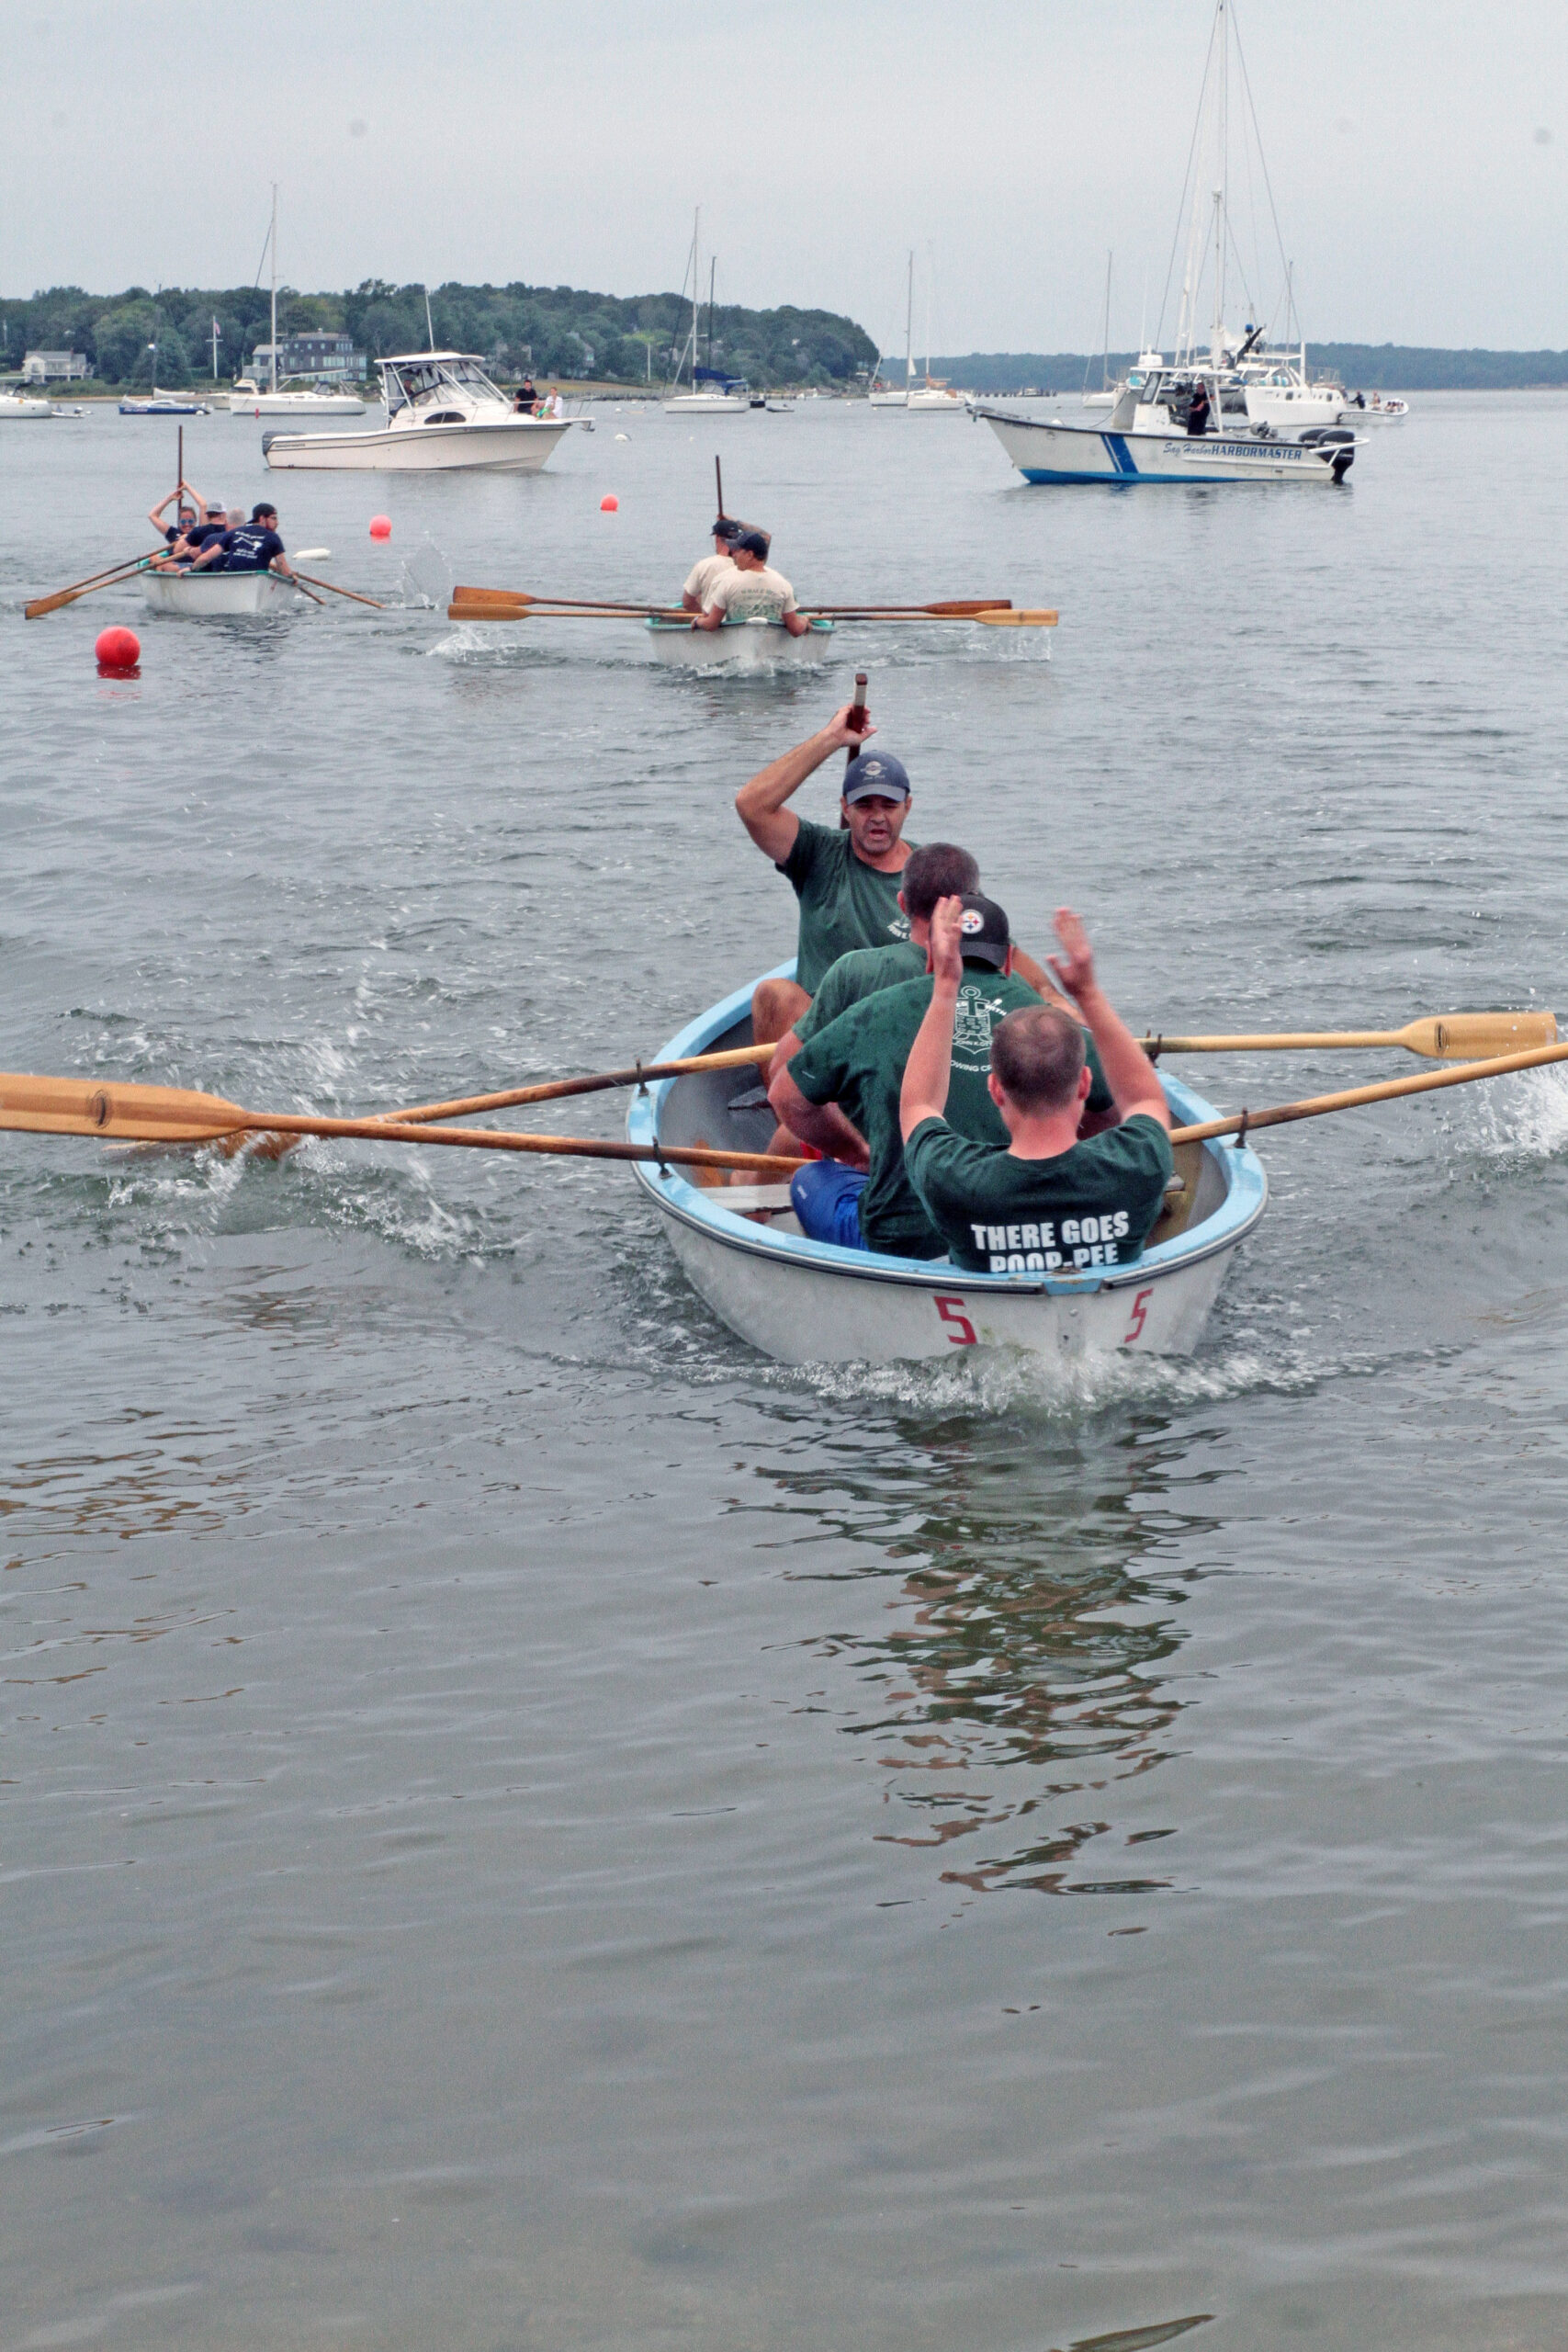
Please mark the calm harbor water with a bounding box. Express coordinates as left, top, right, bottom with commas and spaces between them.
4, 392, 1567, 2350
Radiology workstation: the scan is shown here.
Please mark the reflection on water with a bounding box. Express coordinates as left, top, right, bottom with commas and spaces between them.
770, 1410, 1221, 1894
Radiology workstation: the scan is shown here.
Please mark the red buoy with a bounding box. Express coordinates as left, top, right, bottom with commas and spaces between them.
96, 625, 141, 674
600, 493, 619, 514
369, 514, 392, 540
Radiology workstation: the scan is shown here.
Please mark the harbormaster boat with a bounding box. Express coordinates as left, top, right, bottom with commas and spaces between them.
262, 353, 575, 471
628, 968, 1266, 1364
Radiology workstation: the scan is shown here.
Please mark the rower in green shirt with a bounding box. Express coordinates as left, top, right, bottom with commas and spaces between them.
899, 899, 1174, 1276
771, 894, 1115, 1259
734, 700, 919, 1051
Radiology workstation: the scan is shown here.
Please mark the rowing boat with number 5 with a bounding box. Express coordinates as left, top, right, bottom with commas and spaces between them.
626, 968, 1267, 1364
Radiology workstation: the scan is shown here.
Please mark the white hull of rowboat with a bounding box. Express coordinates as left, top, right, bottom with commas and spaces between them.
644, 616, 836, 668
262, 417, 573, 471
141, 571, 297, 617
978, 406, 1356, 485
627, 971, 1268, 1365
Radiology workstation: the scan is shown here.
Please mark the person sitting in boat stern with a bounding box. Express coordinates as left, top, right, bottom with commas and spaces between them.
189, 503, 296, 581
682, 516, 743, 613
735, 702, 916, 1047
695, 526, 810, 637
180, 499, 233, 566
899, 899, 1172, 1278
772, 894, 1114, 1260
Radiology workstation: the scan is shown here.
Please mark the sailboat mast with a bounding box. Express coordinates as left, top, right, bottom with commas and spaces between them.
1211, 0, 1228, 364
1101, 251, 1113, 390
903, 250, 913, 389
269, 184, 277, 393
707, 257, 716, 373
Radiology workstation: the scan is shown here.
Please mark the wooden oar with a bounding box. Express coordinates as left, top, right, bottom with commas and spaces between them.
293, 571, 385, 609
0, 1072, 802, 1174
26, 551, 164, 620
449, 599, 690, 623
283, 574, 325, 605
1168, 1039, 1568, 1148
805, 600, 1012, 616
829, 609, 1058, 628
1145, 1012, 1557, 1061
453, 586, 679, 615
381, 1043, 773, 1127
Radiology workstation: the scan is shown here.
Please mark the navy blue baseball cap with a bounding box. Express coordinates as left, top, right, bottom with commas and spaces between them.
843, 750, 911, 804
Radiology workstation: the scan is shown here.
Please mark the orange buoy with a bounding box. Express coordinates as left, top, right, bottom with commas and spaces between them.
95, 626, 141, 674
600, 493, 619, 513
369, 514, 392, 540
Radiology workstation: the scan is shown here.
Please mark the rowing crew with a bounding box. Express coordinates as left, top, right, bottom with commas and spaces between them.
148, 481, 297, 580
734, 702, 1175, 1275
682, 515, 810, 637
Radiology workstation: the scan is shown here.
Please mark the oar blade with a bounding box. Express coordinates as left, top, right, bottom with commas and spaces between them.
976, 608, 1058, 627
1404, 1011, 1558, 1059
0, 1072, 247, 1143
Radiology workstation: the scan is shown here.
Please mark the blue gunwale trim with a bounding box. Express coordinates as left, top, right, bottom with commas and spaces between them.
627, 965, 1268, 1295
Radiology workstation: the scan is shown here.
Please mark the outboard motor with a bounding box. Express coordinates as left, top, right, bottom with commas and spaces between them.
1298, 424, 1357, 481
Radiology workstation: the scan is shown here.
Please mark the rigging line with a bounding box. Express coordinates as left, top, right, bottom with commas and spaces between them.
251, 210, 273, 293
1155, 0, 1223, 351
1231, 9, 1293, 311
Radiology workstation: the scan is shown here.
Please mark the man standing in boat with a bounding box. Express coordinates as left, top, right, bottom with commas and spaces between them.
899, 900, 1171, 1275
696, 527, 811, 638
682, 516, 743, 614
735, 702, 915, 1047
188, 503, 298, 582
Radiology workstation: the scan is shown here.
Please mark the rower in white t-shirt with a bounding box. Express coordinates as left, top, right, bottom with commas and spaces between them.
694, 526, 810, 637
682, 516, 743, 613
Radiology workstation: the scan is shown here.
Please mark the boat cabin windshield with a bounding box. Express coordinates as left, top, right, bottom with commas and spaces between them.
381, 356, 502, 416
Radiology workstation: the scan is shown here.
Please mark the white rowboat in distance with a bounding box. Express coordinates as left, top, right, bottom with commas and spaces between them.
141, 571, 298, 617
628, 970, 1267, 1365
644, 616, 836, 668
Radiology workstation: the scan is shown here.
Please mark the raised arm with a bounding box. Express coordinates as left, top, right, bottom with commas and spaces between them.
899, 895, 964, 1141
1044, 909, 1170, 1131
734, 704, 877, 864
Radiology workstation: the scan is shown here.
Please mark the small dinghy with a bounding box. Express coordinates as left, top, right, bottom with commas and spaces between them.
141, 570, 297, 617
627, 971, 1267, 1365
645, 616, 835, 668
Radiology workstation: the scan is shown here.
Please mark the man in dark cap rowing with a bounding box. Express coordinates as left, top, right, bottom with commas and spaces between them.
696, 526, 811, 636
734, 702, 917, 1048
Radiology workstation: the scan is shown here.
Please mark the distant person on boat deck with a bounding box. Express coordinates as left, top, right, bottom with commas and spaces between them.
773, 895, 1116, 1259
1185, 380, 1212, 435
682, 516, 743, 613
899, 899, 1172, 1275
513, 378, 537, 414
695, 527, 811, 637
735, 702, 917, 1047
188, 503, 296, 579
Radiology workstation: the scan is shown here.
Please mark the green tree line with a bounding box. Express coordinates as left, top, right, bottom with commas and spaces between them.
0, 278, 879, 390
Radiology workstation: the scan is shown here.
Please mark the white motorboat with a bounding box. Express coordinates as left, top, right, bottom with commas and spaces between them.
0, 390, 56, 418
977, 384, 1357, 485
119, 391, 211, 416
627, 970, 1267, 1365
262, 352, 574, 471
141, 570, 297, 617
644, 616, 835, 667
1349, 394, 1410, 423
906, 381, 965, 413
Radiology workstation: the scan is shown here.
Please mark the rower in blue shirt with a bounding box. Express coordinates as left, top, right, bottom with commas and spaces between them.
188, 502, 297, 581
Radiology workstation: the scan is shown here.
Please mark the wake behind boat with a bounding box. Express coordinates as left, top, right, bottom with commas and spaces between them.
627, 969, 1266, 1364
263, 353, 574, 471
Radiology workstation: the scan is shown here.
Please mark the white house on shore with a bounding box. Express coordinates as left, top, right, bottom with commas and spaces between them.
24, 350, 90, 381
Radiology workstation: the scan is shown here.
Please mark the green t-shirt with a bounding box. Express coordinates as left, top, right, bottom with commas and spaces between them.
777, 819, 916, 995
789, 967, 1114, 1259
904, 1111, 1175, 1275
795, 940, 929, 1045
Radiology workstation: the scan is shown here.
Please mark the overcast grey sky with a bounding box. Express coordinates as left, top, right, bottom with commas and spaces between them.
5, 0, 1563, 351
